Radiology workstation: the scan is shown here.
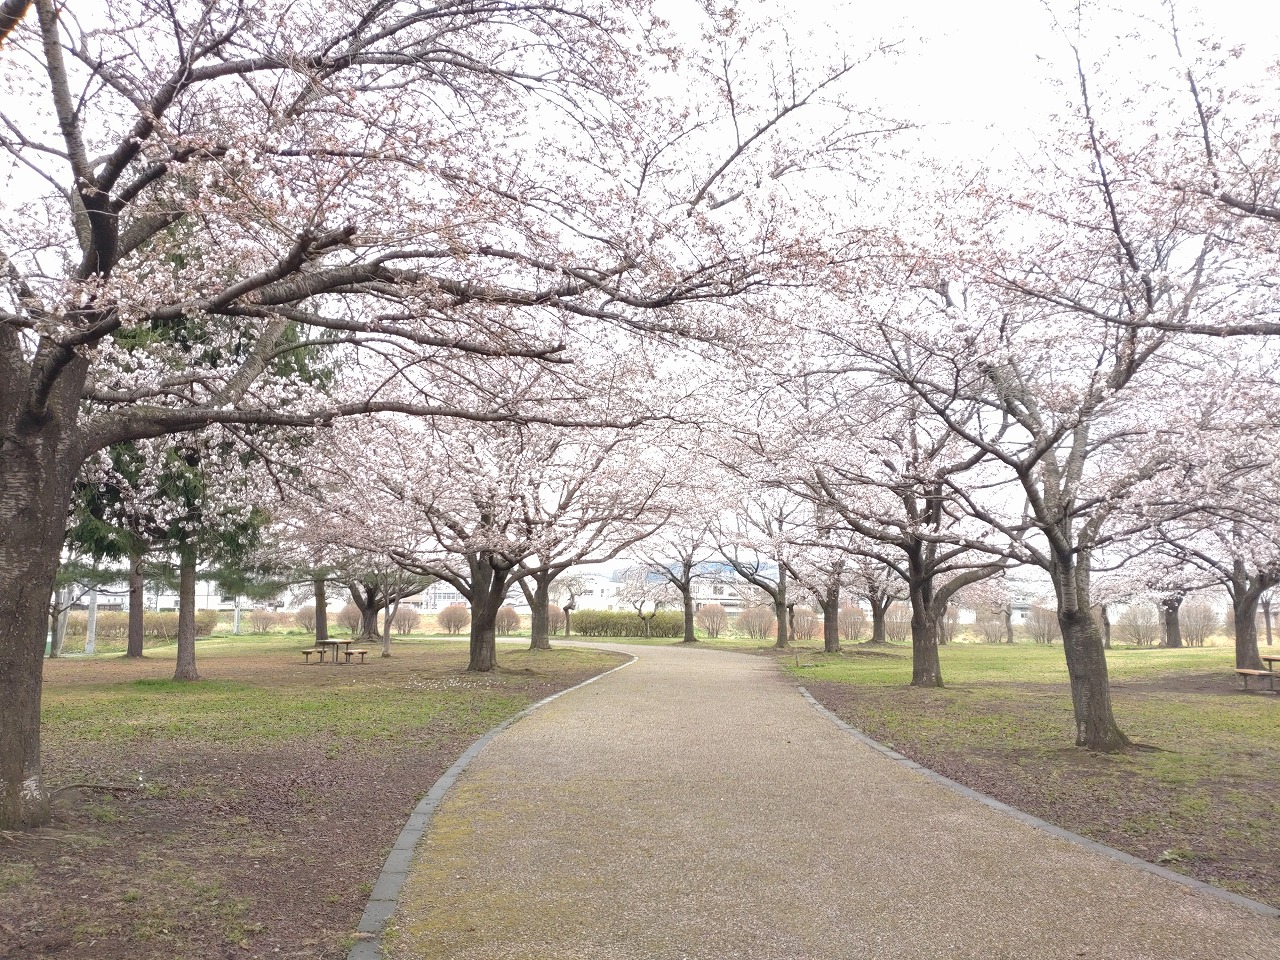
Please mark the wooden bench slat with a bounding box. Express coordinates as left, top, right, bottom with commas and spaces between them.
1235, 669, 1278, 692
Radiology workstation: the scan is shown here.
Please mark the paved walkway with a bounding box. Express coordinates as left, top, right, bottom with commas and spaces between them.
379, 644, 1278, 959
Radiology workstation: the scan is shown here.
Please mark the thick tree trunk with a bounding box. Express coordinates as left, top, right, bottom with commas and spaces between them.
1231, 589, 1266, 671
173, 546, 199, 681
127, 550, 145, 657
468, 558, 508, 672
821, 585, 841, 653
1098, 603, 1111, 650
360, 604, 380, 643
681, 588, 697, 643
1058, 609, 1127, 750
470, 601, 499, 671
1003, 604, 1014, 644
522, 578, 552, 651
0, 491, 71, 828
314, 577, 329, 645
0, 310, 91, 828
563, 603, 574, 638
904, 546, 943, 686
1049, 555, 1128, 751
84, 588, 98, 655
869, 595, 888, 644
1160, 595, 1183, 649
907, 574, 943, 688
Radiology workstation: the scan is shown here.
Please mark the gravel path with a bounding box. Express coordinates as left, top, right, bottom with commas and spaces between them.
382, 644, 1280, 959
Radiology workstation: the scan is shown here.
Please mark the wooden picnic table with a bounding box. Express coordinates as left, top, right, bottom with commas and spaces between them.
1238, 653, 1280, 691
318, 637, 355, 665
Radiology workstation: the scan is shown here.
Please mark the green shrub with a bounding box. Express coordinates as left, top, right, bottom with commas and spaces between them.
571, 609, 683, 638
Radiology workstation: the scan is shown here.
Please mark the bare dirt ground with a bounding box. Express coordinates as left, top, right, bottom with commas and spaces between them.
0, 640, 622, 959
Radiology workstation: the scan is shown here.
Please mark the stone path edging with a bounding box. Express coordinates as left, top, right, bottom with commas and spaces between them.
797, 684, 1280, 923
346, 655, 638, 960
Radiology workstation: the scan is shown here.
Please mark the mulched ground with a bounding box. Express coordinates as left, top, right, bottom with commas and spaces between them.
802, 674, 1280, 910
0, 644, 620, 960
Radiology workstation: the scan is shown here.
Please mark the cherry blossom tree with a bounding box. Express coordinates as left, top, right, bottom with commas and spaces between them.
1149, 513, 1280, 670
346, 416, 673, 670
847, 555, 904, 647
615, 566, 676, 639
0, 0, 903, 828
851, 4, 1274, 745
736, 359, 1005, 683
504, 433, 673, 651
785, 510, 866, 654
713, 486, 805, 649
638, 480, 722, 645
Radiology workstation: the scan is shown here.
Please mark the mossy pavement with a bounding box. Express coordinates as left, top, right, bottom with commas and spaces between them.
374, 643, 1279, 959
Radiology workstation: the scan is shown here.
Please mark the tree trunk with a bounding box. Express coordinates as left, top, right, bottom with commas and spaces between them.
48, 584, 69, 657
173, 545, 199, 681
1262, 596, 1273, 647
468, 557, 508, 672
522, 578, 552, 651
127, 550, 145, 657
907, 571, 943, 688
1003, 604, 1014, 644
1160, 595, 1183, 649
0, 337, 89, 828
1058, 608, 1127, 750
232, 596, 241, 635
869, 595, 888, 644
1049, 555, 1128, 751
381, 599, 398, 657
0, 479, 74, 829
772, 567, 789, 649
1098, 603, 1111, 650
820, 584, 841, 653
937, 601, 951, 646
681, 587, 697, 643
1231, 587, 1266, 671
314, 577, 328, 645
84, 587, 98, 655
903, 545, 943, 686
563, 603, 574, 638
359, 602, 380, 644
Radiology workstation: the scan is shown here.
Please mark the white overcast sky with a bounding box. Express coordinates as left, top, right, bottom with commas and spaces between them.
779, 0, 1280, 157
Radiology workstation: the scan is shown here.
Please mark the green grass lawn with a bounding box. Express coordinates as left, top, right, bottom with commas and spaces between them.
785, 640, 1280, 907
44, 633, 609, 746
4, 633, 625, 960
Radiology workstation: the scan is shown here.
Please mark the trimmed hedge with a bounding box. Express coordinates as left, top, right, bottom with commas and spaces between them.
571, 609, 684, 638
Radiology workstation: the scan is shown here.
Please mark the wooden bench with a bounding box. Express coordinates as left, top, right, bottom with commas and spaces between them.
301, 647, 327, 664
1235, 668, 1278, 692
344, 648, 369, 664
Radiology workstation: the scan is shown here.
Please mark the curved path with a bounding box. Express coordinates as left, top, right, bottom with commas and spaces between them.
378, 644, 1278, 959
